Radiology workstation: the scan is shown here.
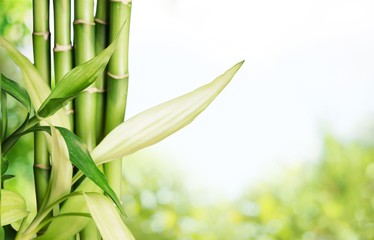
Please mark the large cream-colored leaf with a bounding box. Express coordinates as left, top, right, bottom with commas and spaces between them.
43, 127, 72, 207
0, 38, 70, 129
91, 61, 244, 164
1, 189, 29, 226
84, 193, 135, 240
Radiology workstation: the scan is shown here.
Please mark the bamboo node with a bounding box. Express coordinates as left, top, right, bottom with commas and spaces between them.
85, 87, 105, 94
110, 0, 132, 4
73, 19, 95, 26
33, 31, 50, 40
54, 44, 72, 52
94, 18, 108, 25
107, 72, 129, 80
34, 163, 51, 170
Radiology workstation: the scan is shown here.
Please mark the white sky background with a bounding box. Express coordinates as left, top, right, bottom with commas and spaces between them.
125, 0, 374, 199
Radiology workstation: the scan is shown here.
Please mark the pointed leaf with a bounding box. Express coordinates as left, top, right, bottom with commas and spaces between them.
56, 127, 126, 216
1, 74, 31, 112
37, 21, 127, 119
0, 38, 70, 129
91, 61, 244, 164
11, 125, 126, 217
84, 193, 135, 240
1, 189, 29, 226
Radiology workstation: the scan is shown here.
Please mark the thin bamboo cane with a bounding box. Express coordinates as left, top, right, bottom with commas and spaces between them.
32, 0, 51, 212
52, 2, 73, 238
73, 0, 100, 239
73, 0, 96, 150
53, 0, 73, 127
94, 0, 109, 142
1, 89, 7, 140
104, 0, 132, 197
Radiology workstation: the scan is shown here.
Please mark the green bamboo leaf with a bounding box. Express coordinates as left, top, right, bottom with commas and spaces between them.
42, 127, 72, 208
0, 38, 70, 129
37, 21, 127, 119
1, 74, 31, 112
84, 193, 135, 240
10, 125, 126, 217
1, 189, 29, 226
56, 127, 126, 217
91, 61, 244, 164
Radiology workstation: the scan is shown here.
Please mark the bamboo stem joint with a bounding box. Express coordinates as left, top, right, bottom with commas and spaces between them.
107, 72, 129, 79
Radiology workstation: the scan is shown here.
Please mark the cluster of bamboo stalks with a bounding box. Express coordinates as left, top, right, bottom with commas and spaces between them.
33, 0, 131, 238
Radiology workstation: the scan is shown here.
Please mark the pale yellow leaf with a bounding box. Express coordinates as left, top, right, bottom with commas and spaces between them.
0, 38, 70, 129
42, 127, 72, 207
1, 189, 29, 226
84, 193, 135, 240
91, 61, 244, 164
36, 178, 101, 240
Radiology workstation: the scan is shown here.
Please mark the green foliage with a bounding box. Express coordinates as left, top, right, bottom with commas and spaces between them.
0, 0, 31, 45
121, 137, 374, 239
1, 74, 31, 112
1, 189, 29, 226
238, 136, 374, 239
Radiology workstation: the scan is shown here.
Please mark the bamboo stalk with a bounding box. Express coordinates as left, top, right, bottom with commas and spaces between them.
73, 0, 96, 150
52, 1, 73, 238
94, 0, 109, 142
32, 0, 51, 212
53, 0, 73, 128
1, 89, 7, 140
73, 0, 100, 238
104, 0, 132, 197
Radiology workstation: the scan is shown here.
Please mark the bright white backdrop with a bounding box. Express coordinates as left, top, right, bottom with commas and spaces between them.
125, 0, 374, 199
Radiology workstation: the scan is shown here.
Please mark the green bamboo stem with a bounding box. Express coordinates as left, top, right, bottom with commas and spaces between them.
1, 89, 7, 140
94, 0, 109, 142
73, 0, 96, 150
53, 1, 73, 238
32, 0, 51, 212
53, 0, 73, 128
104, 0, 132, 197
74, 1, 100, 238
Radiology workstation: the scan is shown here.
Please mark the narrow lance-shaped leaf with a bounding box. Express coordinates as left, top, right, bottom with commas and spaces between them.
37, 21, 127, 119
84, 193, 135, 240
1, 74, 31, 112
0, 38, 70, 129
21, 126, 126, 217
91, 61, 244, 164
56, 127, 126, 216
1, 189, 29, 226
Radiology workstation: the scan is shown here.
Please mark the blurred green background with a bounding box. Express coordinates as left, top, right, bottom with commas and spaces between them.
2, 1, 374, 239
